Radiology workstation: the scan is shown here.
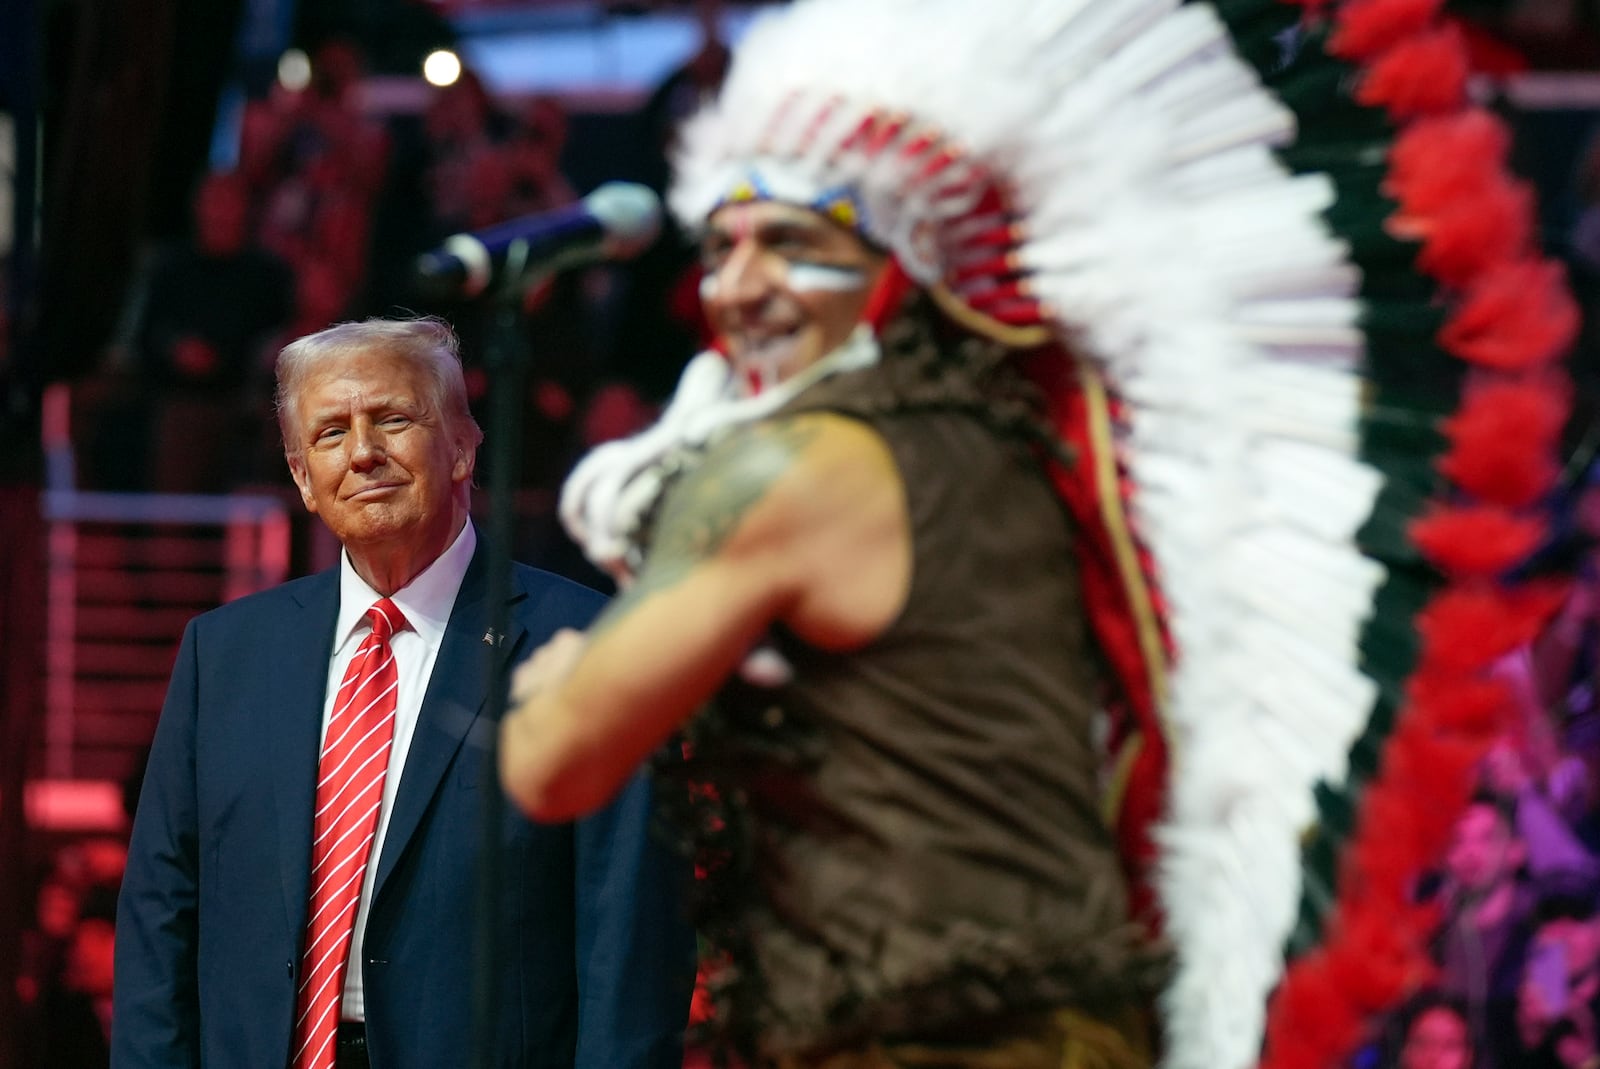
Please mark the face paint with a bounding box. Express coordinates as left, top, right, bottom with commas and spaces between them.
699, 200, 886, 393
784, 262, 868, 293
728, 208, 756, 244
701, 259, 862, 305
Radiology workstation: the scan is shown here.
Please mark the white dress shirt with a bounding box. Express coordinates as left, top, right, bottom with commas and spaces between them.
319, 521, 476, 1020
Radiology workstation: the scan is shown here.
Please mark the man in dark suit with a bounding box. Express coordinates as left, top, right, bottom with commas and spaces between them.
113, 317, 694, 1069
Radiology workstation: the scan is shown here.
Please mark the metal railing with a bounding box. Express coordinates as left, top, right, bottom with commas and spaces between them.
39, 385, 292, 782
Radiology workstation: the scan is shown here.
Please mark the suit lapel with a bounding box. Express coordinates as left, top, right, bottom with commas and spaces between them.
273, 570, 341, 941
372, 541, 528, 901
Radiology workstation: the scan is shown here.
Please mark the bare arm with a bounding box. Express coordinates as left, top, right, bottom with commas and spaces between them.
499, 412, 908, 821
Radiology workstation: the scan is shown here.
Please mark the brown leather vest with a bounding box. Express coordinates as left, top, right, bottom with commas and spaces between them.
658, 314, 1164, 1059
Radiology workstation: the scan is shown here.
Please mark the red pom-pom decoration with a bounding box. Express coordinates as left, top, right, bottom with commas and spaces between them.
1414, 584, 1557, 674
1332, 0, 1449, 61
1387, 111, 1511, 212
1406, 673, 1513, 739
1390, 176, 1534, 289
1355, 25, 1471, 118
1409, 506, 1546, 577
1439, 257, 1580, 370
1324, 903, 1437, 1011
1423, 581, 1570, 668
1263, 955, 1369, 1069
1439, 377, 1568, 507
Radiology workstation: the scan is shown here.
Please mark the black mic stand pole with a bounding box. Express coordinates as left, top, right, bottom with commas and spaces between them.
471, 243, 537, 1069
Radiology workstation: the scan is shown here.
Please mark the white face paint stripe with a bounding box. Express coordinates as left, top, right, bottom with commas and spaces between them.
784, 262, 868, 292
701, 261, 866, 302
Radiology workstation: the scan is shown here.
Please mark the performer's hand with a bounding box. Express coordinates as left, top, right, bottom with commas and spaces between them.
510, 628, 588, 706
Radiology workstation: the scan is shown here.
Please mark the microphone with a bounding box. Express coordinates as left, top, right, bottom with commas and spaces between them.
413, 182, 663, 299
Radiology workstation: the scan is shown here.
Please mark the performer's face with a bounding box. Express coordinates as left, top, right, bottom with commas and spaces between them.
700, 200, 887, 391
286, 348, 474, 554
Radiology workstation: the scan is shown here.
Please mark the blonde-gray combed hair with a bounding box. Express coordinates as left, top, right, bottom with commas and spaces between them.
274, 316, 484, 457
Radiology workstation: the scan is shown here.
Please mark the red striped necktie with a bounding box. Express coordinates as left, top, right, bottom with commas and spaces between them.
291, 598, 407, 1069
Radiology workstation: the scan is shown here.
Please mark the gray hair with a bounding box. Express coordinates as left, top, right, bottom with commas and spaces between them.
274, 317, 484, 456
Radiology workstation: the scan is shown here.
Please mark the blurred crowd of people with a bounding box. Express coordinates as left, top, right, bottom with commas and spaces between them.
75, 33, 717, 518
1352, 475, 1600, 1069
16, 836, 127, 1068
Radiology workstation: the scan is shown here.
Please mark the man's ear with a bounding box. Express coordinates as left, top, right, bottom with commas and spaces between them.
453, 442, 476, 484
287, 453, 318, 514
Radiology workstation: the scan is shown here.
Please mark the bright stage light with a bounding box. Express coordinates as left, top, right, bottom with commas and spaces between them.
277, 48, 312, 93
423, 49, 463, 88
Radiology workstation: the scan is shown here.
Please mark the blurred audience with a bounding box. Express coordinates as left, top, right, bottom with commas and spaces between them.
123, 169, 295, 493
1486, 627, 1600, 889
1515, 891, 1600, 1068
1430, 792, 1538, 1068
637, 0, 729, 197
254, 40, 390, 313
598, 0, 726, 403
1538, 471, 1600, 721
1408, 539, 1600, 1067
1368, 990, 1476, 1069
78, 37, 709, 504
1483, 734, 1599, 888
419, 68, 513, 239
579, 380, 656, 451
507, 94, 577, 215
19, 838, 127, 1069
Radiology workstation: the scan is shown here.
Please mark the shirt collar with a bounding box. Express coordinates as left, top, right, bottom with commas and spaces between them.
334, 522, 477, 651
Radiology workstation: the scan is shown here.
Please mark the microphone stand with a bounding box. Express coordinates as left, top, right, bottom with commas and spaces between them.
471, 242, 536, 1069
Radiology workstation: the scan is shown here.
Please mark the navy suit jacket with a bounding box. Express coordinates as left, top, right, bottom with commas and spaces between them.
113, 541, 695, 1068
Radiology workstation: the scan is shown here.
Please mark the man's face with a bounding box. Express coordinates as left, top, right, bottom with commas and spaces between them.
699, 200, 888, 391
1445, 803, 1520, 895
286, 349, 473, 554
1399, 1007, 1470, 1069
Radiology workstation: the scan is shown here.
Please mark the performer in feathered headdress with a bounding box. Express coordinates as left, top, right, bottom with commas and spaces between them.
499, 0, 1579, 1065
